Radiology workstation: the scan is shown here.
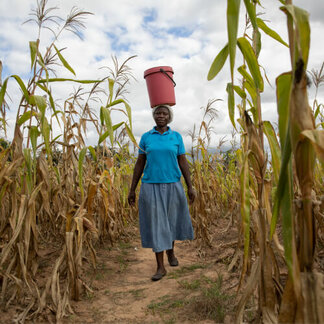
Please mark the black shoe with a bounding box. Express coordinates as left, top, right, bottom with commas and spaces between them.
151, 271, 167, 281
167, 255, 179, 267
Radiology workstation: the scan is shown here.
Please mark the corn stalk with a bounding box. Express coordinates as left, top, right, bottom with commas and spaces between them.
0, 1, 137, 321
189, 100, 240, 248
208, 0, 324, 322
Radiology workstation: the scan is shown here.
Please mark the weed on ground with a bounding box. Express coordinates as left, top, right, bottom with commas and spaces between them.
147, 273, 235, 323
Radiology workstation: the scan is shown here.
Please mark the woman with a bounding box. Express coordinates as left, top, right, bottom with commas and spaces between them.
128, 105, 195, 281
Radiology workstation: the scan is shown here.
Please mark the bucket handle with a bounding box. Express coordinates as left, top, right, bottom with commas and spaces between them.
160, 68, 176, 87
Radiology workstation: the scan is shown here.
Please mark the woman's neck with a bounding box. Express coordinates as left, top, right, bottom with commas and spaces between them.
155, 125, 168, 134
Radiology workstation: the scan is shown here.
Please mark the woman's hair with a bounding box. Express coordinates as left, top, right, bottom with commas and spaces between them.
152, 105, 173, 123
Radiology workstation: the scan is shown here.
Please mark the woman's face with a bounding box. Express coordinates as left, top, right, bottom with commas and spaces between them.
153, 107, 170, 127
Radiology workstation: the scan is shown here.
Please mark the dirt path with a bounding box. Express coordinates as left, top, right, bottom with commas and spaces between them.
65, 219, 239, 323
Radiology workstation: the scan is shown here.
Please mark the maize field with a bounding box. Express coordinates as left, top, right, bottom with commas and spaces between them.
0, 0, 323, 322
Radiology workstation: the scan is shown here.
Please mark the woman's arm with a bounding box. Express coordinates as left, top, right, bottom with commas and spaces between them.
128, 154, 146, 206
177, 154, 195, 204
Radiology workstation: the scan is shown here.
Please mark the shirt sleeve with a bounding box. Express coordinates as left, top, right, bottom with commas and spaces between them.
139, 134, 146, 155
177, 133, 186, 155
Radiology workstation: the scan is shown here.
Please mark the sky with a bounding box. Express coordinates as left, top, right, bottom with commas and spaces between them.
0, 0, 323, 151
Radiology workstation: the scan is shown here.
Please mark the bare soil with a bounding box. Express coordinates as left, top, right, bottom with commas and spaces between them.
2, 217, 242, 323
63, 217, 240, 323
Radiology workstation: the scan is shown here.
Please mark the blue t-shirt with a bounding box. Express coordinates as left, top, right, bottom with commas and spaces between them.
139, 127, 186, 183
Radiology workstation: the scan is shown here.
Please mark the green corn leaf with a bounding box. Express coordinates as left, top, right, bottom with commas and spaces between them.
37, 78, 102, 84
78, 147, 88, 201
37, 52, 49, 81
240, 151, 251, 275
243, 0, 257, 29
263, 121, 281, 184
12, 75, 30, 103
314, 101, 322, 120
30, 126, 40, 157
233, 85, 246, 99
41, 117, 51, 158
1, 74, 31, 104
249, 106, 258, 125
244, 81, 257, 107
279, 162, 294, 276
271, 123, 292, 240
49, 92, 56, 113
238, 65, 254, 88
54, 45, 76, 76
246, 98, 254, 110
36, 83, 61, 127
17, 111, 37, 126
52, 134, 61, 142
237, 37, 264, 92
0, 77, 9, 108
239, 66, 257, 106
122, 100, 132, 131
271, 73, 293, 243
30, 95, 47, 117
108, 78, 114, 104
281, 5, 310, 67
226, 82, 236, 129
113, 121, 125, 131
106, 99, 133, 130
124, 123, 139, 149
106, 99, 124, 107
253, 29, 262, 58
276, 72, 292, 147
207, 44, 229, 81
227, 0, 241, 80
88, 145, 97, 162
256, 18, 288, 47
98, 130, 111, 145
100, 107, 114, 146
29, 41, 38, 69
271, 129, 296, 280
99, 107, 104, 126
294, 6, 310, 68
37, 84, 56, 107
37, 83, 56, 111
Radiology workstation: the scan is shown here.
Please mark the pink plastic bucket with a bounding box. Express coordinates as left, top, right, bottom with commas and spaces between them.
144, 66, 176, 108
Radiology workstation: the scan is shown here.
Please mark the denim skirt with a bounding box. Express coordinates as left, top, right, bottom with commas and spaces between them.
138, 181, 194, 253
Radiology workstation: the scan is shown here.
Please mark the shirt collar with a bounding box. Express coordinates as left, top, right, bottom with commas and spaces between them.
150, 126, 172, 135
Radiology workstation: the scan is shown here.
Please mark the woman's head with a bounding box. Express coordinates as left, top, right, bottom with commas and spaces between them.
152, 105, 173, 126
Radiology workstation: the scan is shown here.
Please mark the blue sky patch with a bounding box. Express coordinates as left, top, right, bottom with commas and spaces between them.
142, 10, 193, 40
95, 55, 105, 62
167, 26, 193, 38
105, 29, 130, 53
1, 64, 10, 79
143, 8, 157, 24
182, 54, 191, 59
73, 30, 85, 41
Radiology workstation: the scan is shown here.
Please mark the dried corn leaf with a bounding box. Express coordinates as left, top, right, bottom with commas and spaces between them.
301, 271, 324, 323
302, 129, 324, 163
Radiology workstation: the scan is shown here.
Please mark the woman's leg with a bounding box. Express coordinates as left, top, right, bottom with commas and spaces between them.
166, 241, 179, 266
152, 251, 167, 281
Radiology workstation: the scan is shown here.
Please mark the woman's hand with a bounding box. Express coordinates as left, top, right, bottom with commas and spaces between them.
128, 190, 136, 206
128, 154, 146, 207
187, 187, 196, 204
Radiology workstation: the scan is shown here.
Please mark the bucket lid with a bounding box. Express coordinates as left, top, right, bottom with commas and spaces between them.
144, 66, 173, 78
